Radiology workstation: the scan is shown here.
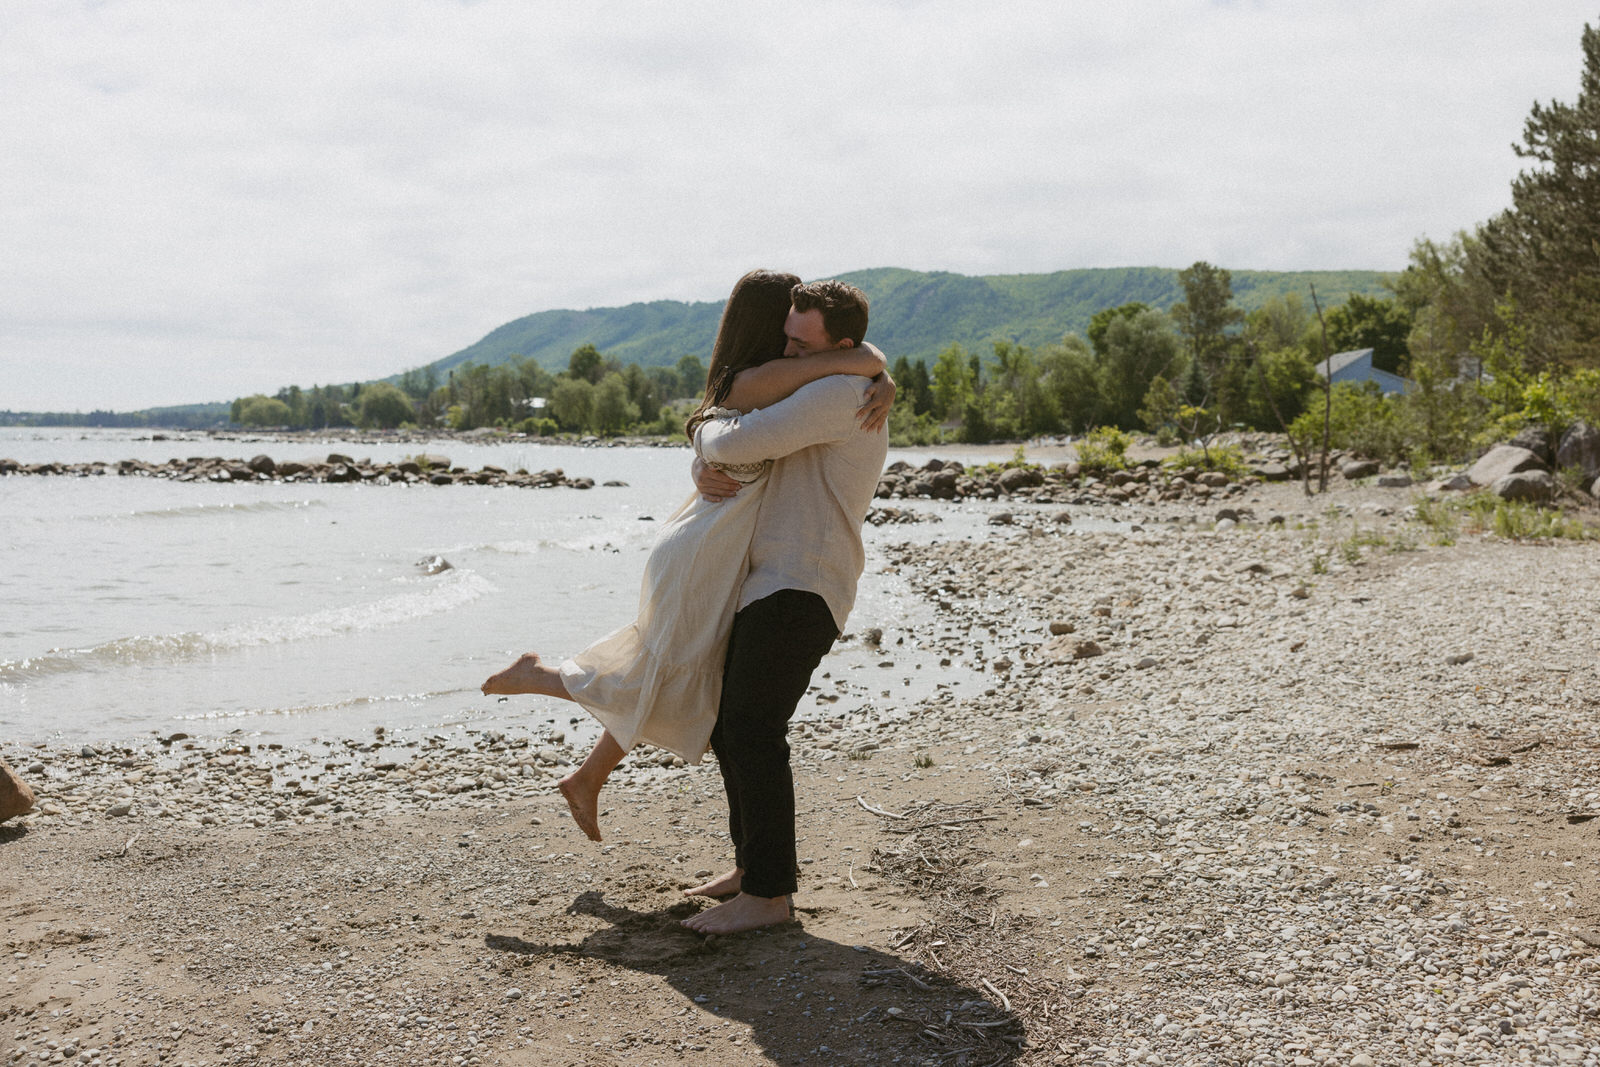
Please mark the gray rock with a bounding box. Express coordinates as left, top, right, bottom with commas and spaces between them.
1432, 473, 1474, 492
987, 512, 1015, 526
0, 759, 36, 822
1445, 652, 1475, 666
1509, 424, 1555, 464
1491, 470, 1556, 503
1051, 511, 1072, 524
106, 800, 133, 817
1376, 473, 1413, 488
997, 467, 1044, 493
1556, 420, 1600, 482
1341, 460, 1381, 480
1198, 471, 1230, 488
1467, 444, 1546, 487
1252, 462, 1291, 482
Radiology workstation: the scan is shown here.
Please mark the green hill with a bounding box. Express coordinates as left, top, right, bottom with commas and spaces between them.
427, 266, 1392, 375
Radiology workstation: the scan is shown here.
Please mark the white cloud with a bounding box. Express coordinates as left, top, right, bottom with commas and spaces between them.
2, 0, 1595, 409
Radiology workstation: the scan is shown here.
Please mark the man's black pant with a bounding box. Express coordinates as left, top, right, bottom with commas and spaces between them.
709, 589, 838, 899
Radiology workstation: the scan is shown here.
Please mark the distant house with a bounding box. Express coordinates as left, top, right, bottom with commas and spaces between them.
1314, 348, 1411, 395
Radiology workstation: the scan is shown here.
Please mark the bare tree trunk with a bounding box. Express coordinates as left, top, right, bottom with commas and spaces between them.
1310, 283, 1333, 493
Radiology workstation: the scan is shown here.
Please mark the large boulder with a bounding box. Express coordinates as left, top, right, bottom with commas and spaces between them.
1509, 424, 1556, 465
1252, 462, 1292, 482
248, 454, 276, 475
1556, 420, 1600, 482
929, 469, 959, 498
997, 466, 1044, 493
1467, 444, 1546, 487
1491, 470, 1557, 503
0, 759, 36, 822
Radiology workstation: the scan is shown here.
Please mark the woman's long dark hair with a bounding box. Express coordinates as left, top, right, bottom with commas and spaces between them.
684, 269, 801, 438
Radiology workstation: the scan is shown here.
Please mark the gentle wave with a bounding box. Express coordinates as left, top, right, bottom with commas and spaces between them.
170, 687, 479, 721
0, 570, 497, 681
462, 533, 654, 555
120, 499, 327, 521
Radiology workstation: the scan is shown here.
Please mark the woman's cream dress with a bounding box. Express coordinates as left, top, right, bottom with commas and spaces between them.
559, 410, 768, 763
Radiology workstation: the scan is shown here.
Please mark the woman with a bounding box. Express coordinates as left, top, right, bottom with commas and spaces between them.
480, 269, 888, 841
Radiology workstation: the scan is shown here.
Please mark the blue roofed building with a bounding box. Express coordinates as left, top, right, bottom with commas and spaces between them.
1314, 348, 1411, 394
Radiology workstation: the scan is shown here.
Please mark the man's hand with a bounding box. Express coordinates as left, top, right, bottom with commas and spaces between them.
692, 456, 742, 503
858, 370, 896, 433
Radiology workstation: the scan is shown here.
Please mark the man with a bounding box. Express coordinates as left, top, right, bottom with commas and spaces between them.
681, 279, 891, 934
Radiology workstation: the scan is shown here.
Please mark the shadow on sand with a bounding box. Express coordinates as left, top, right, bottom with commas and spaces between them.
487, 890, 1023, 1066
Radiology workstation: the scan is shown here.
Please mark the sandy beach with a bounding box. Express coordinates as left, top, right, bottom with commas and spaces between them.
4, 467, 1600, 1066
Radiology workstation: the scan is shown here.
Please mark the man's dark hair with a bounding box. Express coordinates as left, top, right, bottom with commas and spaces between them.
790, 280, 869, 346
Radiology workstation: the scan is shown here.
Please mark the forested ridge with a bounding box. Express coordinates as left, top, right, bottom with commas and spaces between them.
429, 266, 1389, 377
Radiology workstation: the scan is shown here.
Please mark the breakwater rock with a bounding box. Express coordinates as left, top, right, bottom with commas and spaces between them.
0, 453, 600, 489
876, 457, 1259, 506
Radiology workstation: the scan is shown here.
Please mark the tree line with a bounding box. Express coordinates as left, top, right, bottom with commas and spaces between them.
231, 346, 710, 437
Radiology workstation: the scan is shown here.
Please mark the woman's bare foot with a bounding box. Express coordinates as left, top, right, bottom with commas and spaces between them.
557, 772, 603, 842
683, 868, 743, 898
482, 652, 559, 696
681, 892, 793, 934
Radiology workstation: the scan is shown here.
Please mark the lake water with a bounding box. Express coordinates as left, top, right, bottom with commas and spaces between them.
1, 428, 1064, 750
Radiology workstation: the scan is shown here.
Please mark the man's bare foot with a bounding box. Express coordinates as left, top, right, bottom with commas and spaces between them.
683, 868, 742, 898
482, 652, 557, 696
557, 773, 602, 842
681, 892, 793, 934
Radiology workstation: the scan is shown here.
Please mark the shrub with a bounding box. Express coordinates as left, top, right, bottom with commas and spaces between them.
1290, 381, 1407, 465
1075, 426, 1131, 470
1166, 443, 1248, 477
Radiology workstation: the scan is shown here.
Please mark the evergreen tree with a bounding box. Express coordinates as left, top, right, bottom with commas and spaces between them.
1474, 21, 1600, 373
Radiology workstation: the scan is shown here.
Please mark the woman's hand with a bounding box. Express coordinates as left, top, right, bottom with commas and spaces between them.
692, 456, 742, 502
858, 368, 896, 433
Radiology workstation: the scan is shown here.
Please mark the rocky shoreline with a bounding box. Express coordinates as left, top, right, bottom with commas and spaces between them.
0, 452, 603, 490
3, 470, 1599, 1066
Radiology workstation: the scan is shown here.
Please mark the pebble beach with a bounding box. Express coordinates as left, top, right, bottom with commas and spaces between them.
4, 463, 1600, 1066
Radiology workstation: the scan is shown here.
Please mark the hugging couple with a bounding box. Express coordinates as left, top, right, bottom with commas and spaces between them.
482, 270, 894, 934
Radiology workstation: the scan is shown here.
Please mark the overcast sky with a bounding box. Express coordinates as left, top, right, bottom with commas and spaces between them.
5, 1, 1597, 412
